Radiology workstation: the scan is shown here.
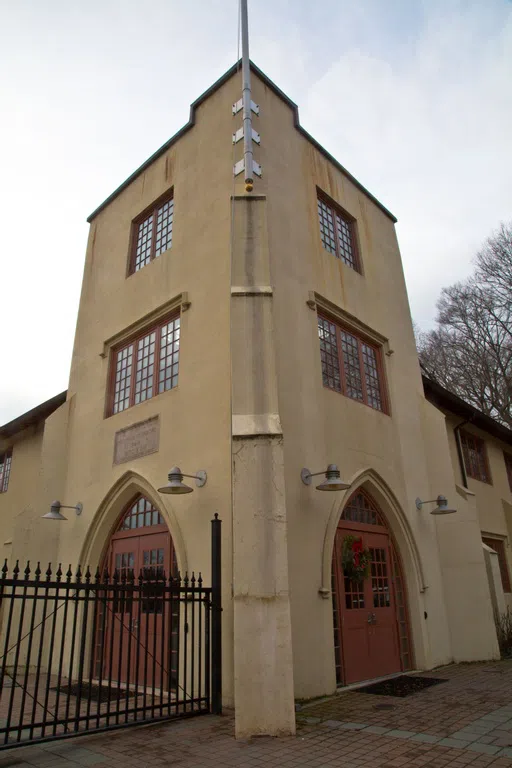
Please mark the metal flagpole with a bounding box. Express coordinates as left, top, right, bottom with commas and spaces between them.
240, 0, 253, 189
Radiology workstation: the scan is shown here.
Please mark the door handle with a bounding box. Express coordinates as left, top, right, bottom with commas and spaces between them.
131, 618, 139, 632
367, 613, 376, 625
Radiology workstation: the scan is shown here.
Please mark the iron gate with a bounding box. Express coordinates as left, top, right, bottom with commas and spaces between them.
0, 516, 222, 750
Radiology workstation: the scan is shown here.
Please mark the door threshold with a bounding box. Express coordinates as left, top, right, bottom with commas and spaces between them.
337, 669, 421, 693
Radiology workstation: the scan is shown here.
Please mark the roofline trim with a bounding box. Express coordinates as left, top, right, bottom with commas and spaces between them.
0, 391, 68, 439
87, 61, 397, 224
422, 375, 512, 447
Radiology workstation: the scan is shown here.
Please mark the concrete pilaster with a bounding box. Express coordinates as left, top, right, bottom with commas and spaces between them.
230, 196, 295, 737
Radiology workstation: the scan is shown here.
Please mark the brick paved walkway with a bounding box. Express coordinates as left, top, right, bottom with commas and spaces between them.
2, 661, 512, 767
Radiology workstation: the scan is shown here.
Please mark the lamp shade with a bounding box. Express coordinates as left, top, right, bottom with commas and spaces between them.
316, 464, 351, 492
42, 501, 68, 520
158, 467, 194, 495
431, 495, 456, 515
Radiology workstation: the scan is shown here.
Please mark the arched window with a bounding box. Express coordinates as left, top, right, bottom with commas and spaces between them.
341, 490, 385, 526
117, 496, 164, 531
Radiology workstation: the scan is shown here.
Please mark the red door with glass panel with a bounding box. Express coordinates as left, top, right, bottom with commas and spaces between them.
332, 490, 410, 685
101, 496, 178, 689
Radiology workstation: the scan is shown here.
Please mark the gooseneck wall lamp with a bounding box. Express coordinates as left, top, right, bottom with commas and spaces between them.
415, 495, 456, 515
301, 464, 351, 492
158, 466, 208, 495
42, 501, 83, 521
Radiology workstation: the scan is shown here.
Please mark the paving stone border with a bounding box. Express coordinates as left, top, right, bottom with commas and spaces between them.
296, 702, 512, 758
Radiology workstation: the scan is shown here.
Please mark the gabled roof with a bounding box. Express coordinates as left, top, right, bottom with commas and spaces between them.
0, 391, 67, 439
422, 375, 512, 448
87, 60, 397, 224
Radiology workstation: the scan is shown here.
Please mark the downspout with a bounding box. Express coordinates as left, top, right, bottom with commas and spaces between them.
240, 0, 253, 190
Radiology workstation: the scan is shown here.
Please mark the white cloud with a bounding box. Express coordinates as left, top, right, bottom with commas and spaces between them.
300, 1, 512, 327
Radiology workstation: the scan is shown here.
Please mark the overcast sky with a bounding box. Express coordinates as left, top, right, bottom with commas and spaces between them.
0, 0, 511, 425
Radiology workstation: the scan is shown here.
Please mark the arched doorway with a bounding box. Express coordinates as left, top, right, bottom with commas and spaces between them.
99, 494, 179, 688
332, 489, 412, 685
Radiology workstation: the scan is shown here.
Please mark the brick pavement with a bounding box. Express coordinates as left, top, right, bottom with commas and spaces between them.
1, 661, 512, 767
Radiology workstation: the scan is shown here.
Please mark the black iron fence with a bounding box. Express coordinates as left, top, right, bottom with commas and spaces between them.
0, 516, 222, 750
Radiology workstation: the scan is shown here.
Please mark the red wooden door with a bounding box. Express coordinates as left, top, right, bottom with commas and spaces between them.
332, 491, 403, 685
365, 531, 401, 680
101, 496, 175, 690
137, 533, 171, 690
108, 539, 137, 684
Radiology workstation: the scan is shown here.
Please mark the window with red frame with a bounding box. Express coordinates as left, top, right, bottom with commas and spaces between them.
317, 195, 360, 272
504, 453, 512, 493
317, 315, 387, 412
0, 449, 12, 493
109, 315, 180, 415
460, 430, 491, 484
130, 194, 174, 273
482, 536, 511, 593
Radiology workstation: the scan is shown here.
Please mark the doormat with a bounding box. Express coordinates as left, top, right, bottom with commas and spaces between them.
51, 683, 136, 703
355, 675, 449, 698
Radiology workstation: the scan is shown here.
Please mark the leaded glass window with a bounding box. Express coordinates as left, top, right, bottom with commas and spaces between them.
0, 449, 12, 493
318, 316, 387, 412
110, 315, 180, 415
342, 491, 385, 526
460, 430, 491, 484
132, 195, 174, 273
317, 195, 360, 271
118, 497, 164, 531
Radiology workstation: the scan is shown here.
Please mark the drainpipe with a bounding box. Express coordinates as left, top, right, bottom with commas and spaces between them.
240, 0, 253, 188
454, 418, 472, 489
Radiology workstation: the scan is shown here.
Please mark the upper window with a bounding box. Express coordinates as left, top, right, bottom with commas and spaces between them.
130, 194, 174, 273
0, 449, 12, 493
482, 536, 511, 593
317, 195, 360, 272
117, 496, 164, 531
342, 491, 385, 526
504, 453, 512, 493
318, 315, 387, 412
109, 314, 180, 416
460, 430, 491, 484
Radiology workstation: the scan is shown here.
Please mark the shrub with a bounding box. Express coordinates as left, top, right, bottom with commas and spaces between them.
496, 608, 512, 658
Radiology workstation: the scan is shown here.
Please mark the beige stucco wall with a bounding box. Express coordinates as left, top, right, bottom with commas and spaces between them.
0, 65, 504, 735
442, 412, 512, 609
243, 71, 499, 696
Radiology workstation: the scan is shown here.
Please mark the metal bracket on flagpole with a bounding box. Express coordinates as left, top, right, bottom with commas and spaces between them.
232, 127, 261, 145
233, 159, 262, 177
232, 99, 259, 116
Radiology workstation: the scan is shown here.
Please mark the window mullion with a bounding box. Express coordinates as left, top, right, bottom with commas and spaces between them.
154, 325, 162, 398
150, 207, 158, 261
129, 340, 138, 409
357, 339, 369, 405
336, 326, 347, 396
332, 206, 341, 261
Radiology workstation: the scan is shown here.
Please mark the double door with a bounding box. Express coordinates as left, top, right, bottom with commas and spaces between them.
333, 525, 401, 684
103, 528, 177, 690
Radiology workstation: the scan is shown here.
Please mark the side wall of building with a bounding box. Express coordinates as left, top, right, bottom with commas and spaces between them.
443, 412, 512, 610
246, 72, 499, 698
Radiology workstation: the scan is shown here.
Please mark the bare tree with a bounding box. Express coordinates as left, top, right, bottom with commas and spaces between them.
418, 223, 512, 428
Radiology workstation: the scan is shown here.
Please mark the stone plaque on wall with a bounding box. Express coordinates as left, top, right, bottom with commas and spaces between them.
113, 416, 160, 465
